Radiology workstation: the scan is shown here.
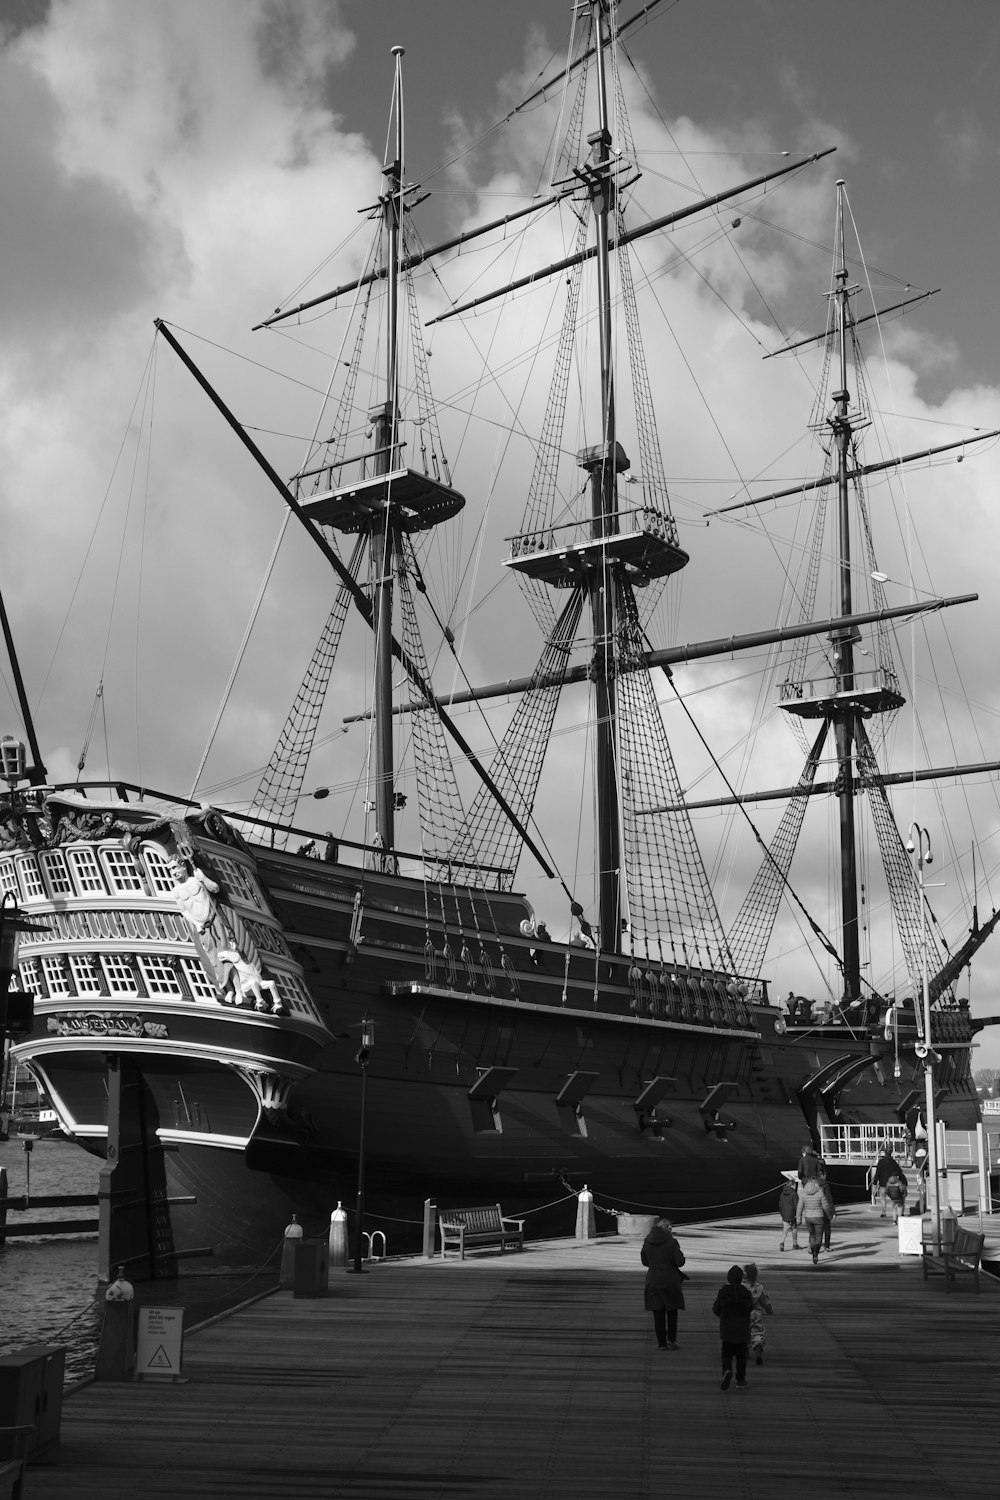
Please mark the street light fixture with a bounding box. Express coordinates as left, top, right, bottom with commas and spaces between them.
349, 1016, 375, 1274
906, 823, 941, 1248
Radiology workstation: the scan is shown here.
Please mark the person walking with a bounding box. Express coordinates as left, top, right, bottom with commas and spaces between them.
821, 1173, 835, 1250
797, 1144, 821, 1181
778, 1175, 800, 1251
640, 1217, 686, 1351
713, 1264, 753, 1389
743, 1263, 773, 1366
885, 1168, 908, 1222
798, 1174, 835, 1264
873, 1144, 904, 1218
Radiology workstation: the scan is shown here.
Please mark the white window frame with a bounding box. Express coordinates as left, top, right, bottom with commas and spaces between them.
214, 856, 265, 910
40, 850, 73, 896
19, 957, 42, 995
67, 846, 106, 895
100, 847, 146, 895
273, 971, 315, 1019
142, 844, 177, 894
180, 957, 218, 1002
68, 954, 104, 996
101, 955, 137, 997
15, 854, 46, 902
41, 955, 71, 996
137, 954, 184, 998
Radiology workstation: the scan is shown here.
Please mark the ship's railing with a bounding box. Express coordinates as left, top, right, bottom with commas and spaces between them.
820, 1122, 909, 1162
779, 667, 901, 703
506, 504, 679, 558
13, 779, 515, 887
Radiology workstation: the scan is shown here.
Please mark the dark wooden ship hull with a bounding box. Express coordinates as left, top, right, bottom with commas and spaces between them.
6, 795, 979, 1277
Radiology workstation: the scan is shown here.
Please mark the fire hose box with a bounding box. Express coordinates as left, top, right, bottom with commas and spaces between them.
293, 1237, 329, 1297
0, 1344, 65, 1458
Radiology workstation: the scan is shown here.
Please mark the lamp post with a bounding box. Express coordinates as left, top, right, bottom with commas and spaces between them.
907, 823, 940, 1248
349, 1017, 375, 1274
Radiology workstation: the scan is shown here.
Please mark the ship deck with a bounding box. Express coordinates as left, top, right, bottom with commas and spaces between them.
23, 1205, 1000, 1500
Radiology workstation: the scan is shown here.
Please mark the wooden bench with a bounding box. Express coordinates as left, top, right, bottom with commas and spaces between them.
920, 1225, 986, 1292
438, 1205, 526, 1260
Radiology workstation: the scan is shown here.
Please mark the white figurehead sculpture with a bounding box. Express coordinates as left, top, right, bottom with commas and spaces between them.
217, 948, 285, 1014
169, 856, 221, 936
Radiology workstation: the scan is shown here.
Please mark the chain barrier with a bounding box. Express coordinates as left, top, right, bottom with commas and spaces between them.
46, 1293, 106, 1342
43, 1233, 285, 1342
515, 1191, 580, 1217
590, 1175, 789, 1219
351, 1209, 423, 1226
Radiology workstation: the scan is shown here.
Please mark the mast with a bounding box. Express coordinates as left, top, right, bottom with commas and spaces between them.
585, 0, 621, 950
830, 179, 862, 999
371, 45, 406, 858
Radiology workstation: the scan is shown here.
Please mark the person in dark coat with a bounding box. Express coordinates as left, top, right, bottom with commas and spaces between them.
712, 1264, 753, 1389
778, 1175, 800, 1251
821, 1172, 835, 1250
873, 1145, 904, 1217
797, 1144, 820, 1181
641, 1218, 686, 1350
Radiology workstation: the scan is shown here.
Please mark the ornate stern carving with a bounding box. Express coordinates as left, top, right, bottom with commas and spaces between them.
232, 1065, 297, 1121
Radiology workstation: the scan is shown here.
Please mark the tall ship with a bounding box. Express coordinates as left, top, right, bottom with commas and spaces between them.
1, 1, 996, 1278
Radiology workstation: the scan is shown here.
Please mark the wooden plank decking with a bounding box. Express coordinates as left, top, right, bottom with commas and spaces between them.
21, 1205, 1000, 1500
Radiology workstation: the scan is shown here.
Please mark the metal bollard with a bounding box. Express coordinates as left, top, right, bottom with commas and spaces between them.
575, 1184, 596, 1240
279, 1214, 304, 1288
422, 1198, 437, 1258
328, 1202, 349, 1267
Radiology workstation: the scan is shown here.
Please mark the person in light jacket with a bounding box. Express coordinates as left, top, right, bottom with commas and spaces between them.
641, 1217, 686, 1350
798, 1175, 835, 1264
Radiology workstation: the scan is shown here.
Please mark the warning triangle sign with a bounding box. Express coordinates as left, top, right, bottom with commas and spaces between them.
148, 1345, 173, 1369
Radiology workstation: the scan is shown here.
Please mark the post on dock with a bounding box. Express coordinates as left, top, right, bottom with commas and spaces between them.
422, 1198, 437, 1259
279, 1214, 303, 1288
575, 1184, 596, 1240
94, 1269, 136, 1382
328, 1202, 348, 1267
0, 1166, 6, 1248
976, 1123, 991, 1214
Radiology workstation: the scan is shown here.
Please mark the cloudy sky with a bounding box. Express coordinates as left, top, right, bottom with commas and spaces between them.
2, 0, 1000, 1064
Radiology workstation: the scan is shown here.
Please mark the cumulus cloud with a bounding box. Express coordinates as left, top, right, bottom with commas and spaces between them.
3, 2, 999, 1063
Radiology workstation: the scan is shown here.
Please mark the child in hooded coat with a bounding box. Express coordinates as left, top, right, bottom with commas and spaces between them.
743, 1262, 773, 1366
712, 1264, 753, 1389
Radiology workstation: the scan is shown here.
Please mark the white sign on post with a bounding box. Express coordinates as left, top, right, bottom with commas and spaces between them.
136, 1306, 185, 1382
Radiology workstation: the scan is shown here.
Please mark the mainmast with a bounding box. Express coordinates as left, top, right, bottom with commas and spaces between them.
371, 46, 406, 856
829, 180, 863, 999
584, 0, 622, 949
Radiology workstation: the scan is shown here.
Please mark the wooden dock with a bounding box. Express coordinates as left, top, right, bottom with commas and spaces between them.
20, 1205, 1000, 1500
